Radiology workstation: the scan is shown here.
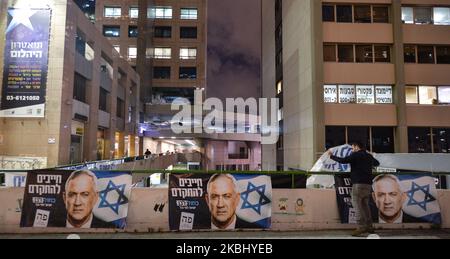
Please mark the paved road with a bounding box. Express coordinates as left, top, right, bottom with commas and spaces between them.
1, 229, 449, 239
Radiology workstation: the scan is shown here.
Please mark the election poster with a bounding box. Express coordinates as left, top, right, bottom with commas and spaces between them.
20, 170, 132, 229
1, 8, 52, 117
169, 174, 272, 231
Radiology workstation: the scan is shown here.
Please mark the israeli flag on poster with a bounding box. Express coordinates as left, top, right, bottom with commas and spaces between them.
399, 174, 442, 225
234, 174, 272, 228
93, 171, 132, 229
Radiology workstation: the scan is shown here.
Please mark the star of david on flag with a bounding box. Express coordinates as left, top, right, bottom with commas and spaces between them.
93, 171, 132, 229
234, 175, 272, 228
399, 174, 442, 225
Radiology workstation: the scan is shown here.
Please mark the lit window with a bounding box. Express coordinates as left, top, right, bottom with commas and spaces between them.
419, 86, 437, 104
434, 7, 450, 25
128, 47, 137, 59
150, 47, 171, 59
128, 26, 138, 38
324, 85, 337, 103
180, 8, 198, 20
103, 26, 120, 37
148, 7, 172, 19
401, 7, 414, 24
277, 81, 283, 94
438, 87, 450, 104
406, 86, 418, 104
129, 7, 139, 19
356, 85, 375, 104
104, 7, 121, 18
179, 48, 197, 59
375, 86, 393, 104
338, 85, 356, 103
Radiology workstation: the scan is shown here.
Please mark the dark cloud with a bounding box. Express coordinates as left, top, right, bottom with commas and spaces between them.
207, 0, 261, 101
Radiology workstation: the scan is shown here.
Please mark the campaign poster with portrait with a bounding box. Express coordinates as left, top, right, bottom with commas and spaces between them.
335, 174, 442, 225
169, 174, 272, 231
20, 170, 132, 229
1, 8, 52, 117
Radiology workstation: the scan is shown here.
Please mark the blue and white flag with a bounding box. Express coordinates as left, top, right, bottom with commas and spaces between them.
93, 171, 132, 229
234, 174, 272, 228
399, 174, 442, 225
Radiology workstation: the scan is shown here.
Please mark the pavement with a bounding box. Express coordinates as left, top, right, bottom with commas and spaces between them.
1, 229, 449, 239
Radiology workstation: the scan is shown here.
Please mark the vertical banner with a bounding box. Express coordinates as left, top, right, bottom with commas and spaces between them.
169, 174, 272, 231
335, 174, 442, 224
20, 170, 132, 229
1, 8, 51, 117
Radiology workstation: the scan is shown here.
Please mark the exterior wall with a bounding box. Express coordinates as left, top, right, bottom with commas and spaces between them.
0, 0, 140, 167
1, 188, 449, 233
204, 140, 261, 171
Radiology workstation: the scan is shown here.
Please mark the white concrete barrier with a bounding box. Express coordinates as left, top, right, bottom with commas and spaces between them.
1, 188, 449, 233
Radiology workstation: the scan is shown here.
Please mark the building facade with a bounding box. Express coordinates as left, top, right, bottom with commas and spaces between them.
0, 0, 140, 168
262, 0, 450, 170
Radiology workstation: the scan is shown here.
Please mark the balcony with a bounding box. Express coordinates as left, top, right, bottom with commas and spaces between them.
324, 104, 397, 126
403, 24, 450, 45
98, 110, 110, 128
324, 63, 395, 85
72, 99, 90, 121
323, 23, 393, 44
75, 52, 93, 80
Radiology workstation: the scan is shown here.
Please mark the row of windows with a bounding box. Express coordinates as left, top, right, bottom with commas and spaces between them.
402, 7, 450, 25
153, 67, 197, 80
147, 47, 197, 60
324, 44, 391, 63
324, 85, 393, 104
104, 6, 198, 20
409, 127, 450, 153
406, 86, 450, 105
103, 26, 197, 39
323, 4, 390, 23
404, 45, 450, 64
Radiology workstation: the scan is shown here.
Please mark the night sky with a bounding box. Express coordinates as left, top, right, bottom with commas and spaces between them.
207, 0, 261, 101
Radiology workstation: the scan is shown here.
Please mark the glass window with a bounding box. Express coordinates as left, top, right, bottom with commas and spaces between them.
277, 81, 283, 94
338, 85, 356, 103
373, 6, 389, 23
404, 45, 416, 63
113, 45, 120, 54
322, 5, 335, 22
104, 7, 121, 18
325, 126, 346, 150
73, 73, 87, 103
153, 67, 171, 79
433, 128, 450, 153
180, 27, 197, 39
149, 7, 172, 19
419, 86, 437, 104
180, 48, 197, 59
338, 45, 354, 62
154, 26, 172, 38
336, 5, 353, 23
401, 7, 414, 24
414, 7, 433, 24
103, 26, 120, 37
408, 127, 432, 153
438, 87, 450, 104
356, 85, 375, 104
375, 86, 393, 104
151, 47, 171, 59
179, 67, 197, 79
99, 88, 109, 112
434, 7, 450, 25
354, 5, 371, 23
375, 45, 391, 62
323, 44, 336, 62
372, 127, 394, 153
117, 98, 124, 118
129, 7, 139, 19
180, 8, 198, 20
348, 127, 370, 151
406, 86, 419, 104
128, 47, 137, 59
324, 85, 338, 103
128, 26, 138, 38
417, 46, 435, 64
436, 46, 450, 64
355, 45, 373, 63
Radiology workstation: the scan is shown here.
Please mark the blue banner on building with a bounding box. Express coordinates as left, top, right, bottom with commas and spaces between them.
1, 8, 51, 117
